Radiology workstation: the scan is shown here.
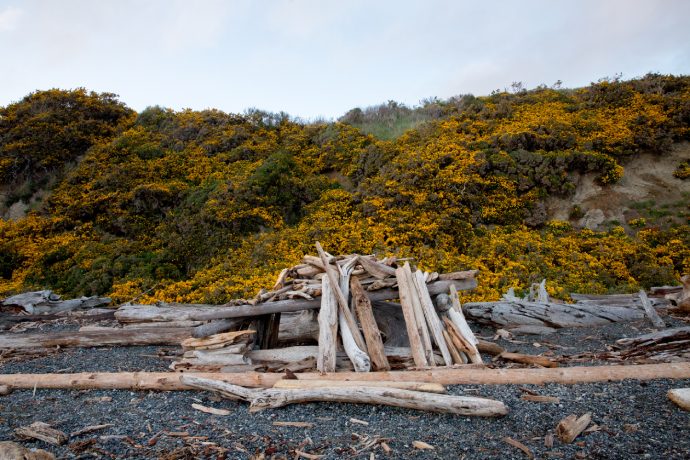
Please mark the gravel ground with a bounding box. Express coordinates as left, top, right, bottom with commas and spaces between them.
1, 318, 689, 459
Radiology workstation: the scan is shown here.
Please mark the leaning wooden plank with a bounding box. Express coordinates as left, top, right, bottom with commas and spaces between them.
272, 379, 446, 394
317, 277, 338, 372
400, 264, 434, 365
413, 270, 453, 366
443, 316, 482, 364
395, 264, 429, 368
350, 277, 390, 371
114, 279, 478, 323
315, 242, 366, 350
180, 375, 508, 416
0, 327, 193, 349
2, 363, 690, 390
667, 388, 690, 411
638, 290, 666, 328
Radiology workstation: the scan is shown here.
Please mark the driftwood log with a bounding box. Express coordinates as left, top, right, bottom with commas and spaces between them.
180, 375, 508, 416
615, 327, 690, 362
272, 379, 446, 394
2, 363, 689, 390
114, 279, 477, 324
463, 298, 650, 333
0, 327, 193, 349
1, 291, 111, 315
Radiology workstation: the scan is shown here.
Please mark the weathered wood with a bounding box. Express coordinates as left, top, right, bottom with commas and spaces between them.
443, 329, 466, 364
357, 256, 396, 279
278, 310, 319, 344
668, 388, 690, 411
2, 363, 690, 390
317, 277, 338, 372
676, 275, 690, 311
114, 278, 477, 323
638, 290, 665, 328
497, 351, 558, 368
438, 270, 478, 281
0, 327, 193, 349
1, 290, 110, 315
15, 422, 67, 445
181, 330, 254, 350
448, 285, 482, 363
615, 327, 690, 361
351, 277, 390, 371
0, 441, 55, 459
273, 379, 446, 394
463, 299, 646, 330
413, 270, 453, 366
395, 264, 429, 367
556, 413, 591, 443
315, 242, 367, 351
192, 319, 244, 338
181, 376, 508, 416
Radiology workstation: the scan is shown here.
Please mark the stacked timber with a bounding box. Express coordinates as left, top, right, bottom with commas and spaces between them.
162, 242, 481, 373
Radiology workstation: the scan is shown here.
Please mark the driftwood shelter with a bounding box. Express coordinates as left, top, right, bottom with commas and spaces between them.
1, 242, 690, 419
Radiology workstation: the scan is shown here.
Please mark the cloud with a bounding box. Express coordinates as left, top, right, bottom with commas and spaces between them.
0, 5, 23, 31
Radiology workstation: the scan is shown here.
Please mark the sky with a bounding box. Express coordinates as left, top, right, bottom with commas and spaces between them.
1, 0, 689, 120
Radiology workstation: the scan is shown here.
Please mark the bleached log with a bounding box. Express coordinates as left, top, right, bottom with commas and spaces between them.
638, 290, 665, 328
463, 299, 646, 330
272, 379, 446, 393
114, 278, 477, 323
351, 277, 390, 371
0, 327, 193, 349
181, 375, 508, 416
413, 270, 452, 366
123, 320, 204, 329
335, 260, 371, 372
317, 276, 338, 372
395, 264, 429, 367
3, 363, 690, 390
1, 290, 111, 315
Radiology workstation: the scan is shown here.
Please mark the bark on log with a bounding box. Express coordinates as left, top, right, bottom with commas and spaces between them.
272, 379, 446, 393
0, 327, 193, 349
180, 375, 508, 416
317, 276, 338, 372
114, 279, 477, 323
2, 363, 690, 390
351, 277, 390, 371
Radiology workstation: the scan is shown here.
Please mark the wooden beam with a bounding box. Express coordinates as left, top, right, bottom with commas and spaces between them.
114, 278, 477, 323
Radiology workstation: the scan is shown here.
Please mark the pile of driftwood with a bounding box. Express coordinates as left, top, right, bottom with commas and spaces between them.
120, 243, 482, 373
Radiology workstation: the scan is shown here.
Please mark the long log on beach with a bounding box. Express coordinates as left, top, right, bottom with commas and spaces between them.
0, 327, 193, 349
115, 278, 477, 323
1, 363, 689, 390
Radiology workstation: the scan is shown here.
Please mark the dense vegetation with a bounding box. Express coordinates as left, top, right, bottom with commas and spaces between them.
1, 75, 689, 303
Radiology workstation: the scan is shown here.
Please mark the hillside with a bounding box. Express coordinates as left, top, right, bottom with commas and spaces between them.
1, 75, 689, 303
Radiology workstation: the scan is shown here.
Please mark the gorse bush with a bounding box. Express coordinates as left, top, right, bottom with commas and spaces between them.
0, 74, 689, 302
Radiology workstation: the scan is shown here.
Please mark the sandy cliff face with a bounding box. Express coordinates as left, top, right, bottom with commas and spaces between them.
545, 143, 690, 230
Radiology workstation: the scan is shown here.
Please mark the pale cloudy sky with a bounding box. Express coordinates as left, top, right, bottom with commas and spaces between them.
1, 0, 689, 119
